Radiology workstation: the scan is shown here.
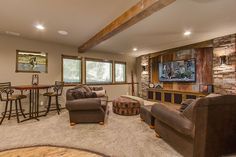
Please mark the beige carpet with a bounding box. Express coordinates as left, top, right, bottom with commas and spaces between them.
0, 103, 181, 157
0, 146, 105, 157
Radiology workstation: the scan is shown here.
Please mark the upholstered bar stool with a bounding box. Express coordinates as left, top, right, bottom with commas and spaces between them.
43, 81, 64, 115
0, 82, 26, 125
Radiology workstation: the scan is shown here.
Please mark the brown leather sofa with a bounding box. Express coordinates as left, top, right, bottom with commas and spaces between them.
66, 85, 108, 125
151, 95, 236, 157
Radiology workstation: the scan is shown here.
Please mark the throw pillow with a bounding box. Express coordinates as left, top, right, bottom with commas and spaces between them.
66, 89, 76, 100
85, 92, 97, 98
93, 89, 106, 97
83, 85, 92, 93
73, 86, 87, 93
74, 84, 83, 89
92, 86, 103, 91
72, 90, 85, 99
179, 99, 195, 112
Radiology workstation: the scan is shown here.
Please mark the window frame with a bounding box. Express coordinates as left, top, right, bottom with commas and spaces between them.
85, 57, 113, 84
61, 55, 82, 84
114, 61, 127, 83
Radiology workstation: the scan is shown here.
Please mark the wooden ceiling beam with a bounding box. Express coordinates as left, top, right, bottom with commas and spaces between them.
78, 0, 176, 53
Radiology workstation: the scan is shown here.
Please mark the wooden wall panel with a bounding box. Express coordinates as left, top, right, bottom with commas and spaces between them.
162, 53, 174, 62
150, 48, 213, 92
196, 48, 213, 85
163, 83, 173, 90
151, 57, 158, 83
173, 83, 195, 91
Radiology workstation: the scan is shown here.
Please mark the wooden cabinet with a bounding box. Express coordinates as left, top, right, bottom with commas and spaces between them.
155, 92, 162, 101
147, 89, 206, 104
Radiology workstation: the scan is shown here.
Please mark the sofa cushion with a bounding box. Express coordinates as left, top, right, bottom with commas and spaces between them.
66, 98, 101, 111
179, 99, 195, 112
93, 89, 106, 97
206, 93, 222, 98
151, 103, 194, 137
140, 105, 154, 126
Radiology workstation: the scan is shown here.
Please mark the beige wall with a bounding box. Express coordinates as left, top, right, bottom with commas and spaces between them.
0, 34, 137, 100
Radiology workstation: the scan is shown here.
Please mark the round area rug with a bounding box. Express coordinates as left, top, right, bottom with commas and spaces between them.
0, 146, 107, 157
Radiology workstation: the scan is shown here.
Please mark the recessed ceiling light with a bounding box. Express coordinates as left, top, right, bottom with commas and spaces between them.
35, 24, 45, 30
184, 31, 192, 36
133, 48, 138, 51
58, 30, 68, 35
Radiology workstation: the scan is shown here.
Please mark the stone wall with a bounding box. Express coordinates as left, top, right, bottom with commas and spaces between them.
140, 55, 150, 98
213, 34, 236, 94
137, 33, 236, 98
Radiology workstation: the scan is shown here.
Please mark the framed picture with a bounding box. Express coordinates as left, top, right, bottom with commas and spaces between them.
199, 84, 214, 94
16, 50, 48, 73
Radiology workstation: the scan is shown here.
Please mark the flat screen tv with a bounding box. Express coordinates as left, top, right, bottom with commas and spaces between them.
159, 59, 196, 82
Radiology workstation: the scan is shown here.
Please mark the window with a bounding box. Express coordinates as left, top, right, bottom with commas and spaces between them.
62, 55, 82, 83
115, 62, 126, 83
86, 59, 112, 84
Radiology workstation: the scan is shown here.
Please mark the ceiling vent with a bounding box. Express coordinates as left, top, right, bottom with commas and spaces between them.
5, 31, 20, 36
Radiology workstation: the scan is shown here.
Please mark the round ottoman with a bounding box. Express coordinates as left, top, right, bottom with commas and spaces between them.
112, 97, 140, 116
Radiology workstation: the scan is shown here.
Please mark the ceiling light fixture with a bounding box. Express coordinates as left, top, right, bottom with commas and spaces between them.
133, 48, 138, 51
58, 30, 68, 35
35, 24, 45, 30
184, 31, 192, 36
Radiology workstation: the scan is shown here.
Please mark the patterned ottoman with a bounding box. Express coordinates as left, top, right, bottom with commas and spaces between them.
112, 97, 140, 116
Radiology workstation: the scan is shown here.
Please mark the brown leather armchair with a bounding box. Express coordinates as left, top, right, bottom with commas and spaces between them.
66, 85, 108, 126
151, 95, 236, 157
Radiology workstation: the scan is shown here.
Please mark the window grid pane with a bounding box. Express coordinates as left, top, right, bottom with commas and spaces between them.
86, 60, 112, 83
63, 58, 81, 83
115, 63, 126, 82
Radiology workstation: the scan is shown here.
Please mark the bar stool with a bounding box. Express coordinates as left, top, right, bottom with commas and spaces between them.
0, 82, 26, 125
43, 81, 64, 115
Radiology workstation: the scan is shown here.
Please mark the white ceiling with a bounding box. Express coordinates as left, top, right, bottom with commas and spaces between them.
1, 0, 236, 57
93, 0, 236, 56
0, 0, 138, 46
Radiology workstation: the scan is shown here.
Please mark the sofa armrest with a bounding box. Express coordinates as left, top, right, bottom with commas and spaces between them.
66, 98, 101, 111
151, 103, 194, 137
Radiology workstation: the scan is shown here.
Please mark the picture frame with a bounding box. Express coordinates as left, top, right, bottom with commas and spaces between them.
199, 84, 214, 94
16, 50, 48, 73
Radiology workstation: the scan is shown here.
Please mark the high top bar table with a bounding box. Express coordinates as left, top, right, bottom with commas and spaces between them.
14, 85, 51, 122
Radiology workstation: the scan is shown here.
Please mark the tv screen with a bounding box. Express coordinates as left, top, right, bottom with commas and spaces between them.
159, 59, 196, 82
